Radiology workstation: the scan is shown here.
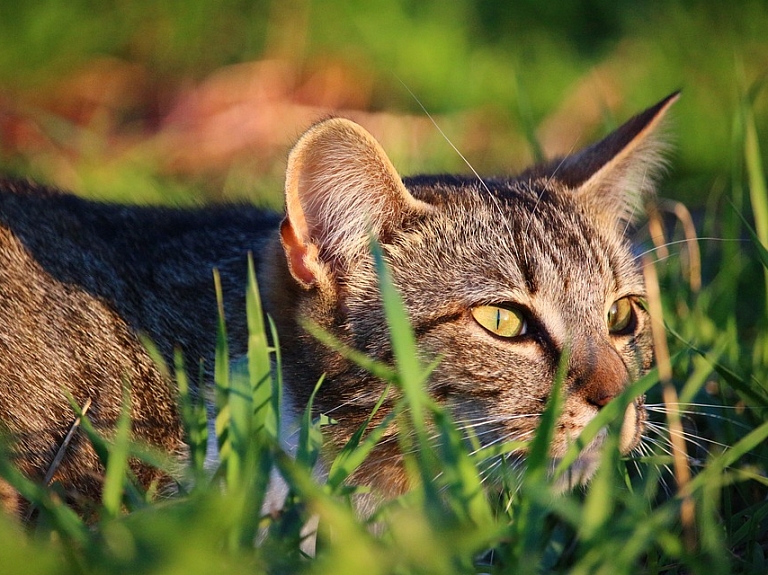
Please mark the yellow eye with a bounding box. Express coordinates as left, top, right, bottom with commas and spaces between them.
607, 297, 634, 333
471, 305, 527, 338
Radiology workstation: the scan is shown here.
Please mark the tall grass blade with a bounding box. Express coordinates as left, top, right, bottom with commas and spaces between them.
730, 201, 768, 270
0, 451, 88, 547
432, 408, 494, 527
369, 241, 429, 427
369, 239, 441, 499
326, 386, 396, 492
212, 269, 231, 465
101, 389, 132, 518
300, 319, 398, 382
687, 418, 768, 493
509, 352, 567, 574
174, 348, 208, 477
296, 376, 326, 471
267, 315, 283, 441
742, 90, 768, 310
246, 253, 277, 440
65, 394, 145, 509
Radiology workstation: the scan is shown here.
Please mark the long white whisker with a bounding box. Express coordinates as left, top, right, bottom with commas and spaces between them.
636, 237, 745, 261
396, 77, 491, 196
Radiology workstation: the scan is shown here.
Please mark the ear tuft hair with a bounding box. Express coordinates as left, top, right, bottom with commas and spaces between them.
555, 92, 679, 226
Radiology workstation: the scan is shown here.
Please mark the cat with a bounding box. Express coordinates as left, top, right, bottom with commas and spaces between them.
0, 92, 678, 515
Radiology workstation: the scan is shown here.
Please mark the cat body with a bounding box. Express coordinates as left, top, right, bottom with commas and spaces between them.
0, 93, 677, 513
0, 187, 280, 511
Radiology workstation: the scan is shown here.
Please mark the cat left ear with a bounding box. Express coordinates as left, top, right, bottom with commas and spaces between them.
561, 91, 680, 226
280, 118, 434, 289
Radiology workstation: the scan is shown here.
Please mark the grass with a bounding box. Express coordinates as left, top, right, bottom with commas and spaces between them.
0, 1, 767, 573
1, 136, 768, 572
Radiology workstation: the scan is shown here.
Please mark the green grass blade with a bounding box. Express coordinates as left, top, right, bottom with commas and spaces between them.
687, 417, 768, 494
743, 95, 768, 252
226, 362, 251, 491
742, 90, 768, 310
729, 200, 768, 270
668, 326, 768, 408
0, 450, 89, 547
370, 239, 448, 502
300, 319, 398, 382
267, 315, 283, 442
296, 376, 326, 470
212, 269, 231, 467
432, 408, 494, 527
64, 394, 146, 510
246, 253, 277, 440
507, 352, 568, 573
527, 352, 567, 477
579, 429, 619, 541
369, 240, 431, 442
326, 385, 396, 491
174, 348, 208, 477
101, 389, 132, 518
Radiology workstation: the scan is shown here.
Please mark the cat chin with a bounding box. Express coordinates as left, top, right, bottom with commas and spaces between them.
550, 453, 603, 493
550, 407, 645, 493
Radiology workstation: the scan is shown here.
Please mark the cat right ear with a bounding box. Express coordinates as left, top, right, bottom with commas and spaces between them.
280, 118, 434, 289
561, 91, 680, 226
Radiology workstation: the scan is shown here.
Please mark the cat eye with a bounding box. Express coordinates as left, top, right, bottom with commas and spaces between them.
607, 297, 634, 334
471, 305, 527, 338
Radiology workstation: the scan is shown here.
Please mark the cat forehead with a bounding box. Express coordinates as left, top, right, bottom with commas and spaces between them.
403, 174, 597, 244
403, 174, 573, 214
392, 175, 641, 302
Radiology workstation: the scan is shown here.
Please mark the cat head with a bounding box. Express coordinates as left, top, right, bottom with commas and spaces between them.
277, 93, 678, 493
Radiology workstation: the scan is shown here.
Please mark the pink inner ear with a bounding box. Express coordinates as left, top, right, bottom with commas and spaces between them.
280, 219, 316, 287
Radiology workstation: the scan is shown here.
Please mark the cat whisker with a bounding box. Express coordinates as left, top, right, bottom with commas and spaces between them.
645, 403, 768, 464
454, 413, 538, 430
642, 421, 725, 468
635, 236, 745, 262
648, 401, 761, 410
469, 429, 535, 457
635, 436, 676, 494
645, 403, 756, 432
396, 76, 492, 196
319, 388, 392, 416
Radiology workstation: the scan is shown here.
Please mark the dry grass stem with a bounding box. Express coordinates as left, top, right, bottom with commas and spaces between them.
642, 255, 696, 552
658, 198, 702, 293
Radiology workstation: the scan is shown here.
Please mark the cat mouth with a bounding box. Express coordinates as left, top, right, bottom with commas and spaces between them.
551, 450, 604, 491
552, 398, 648, 490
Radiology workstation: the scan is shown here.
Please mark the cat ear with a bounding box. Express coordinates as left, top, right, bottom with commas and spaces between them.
280, 118, 434, 288
560, 91, 680, 225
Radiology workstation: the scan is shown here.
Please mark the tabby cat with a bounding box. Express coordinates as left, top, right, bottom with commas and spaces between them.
0, 92, 678, 514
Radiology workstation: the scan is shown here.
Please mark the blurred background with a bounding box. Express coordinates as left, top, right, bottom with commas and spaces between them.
0, 0, 766, 210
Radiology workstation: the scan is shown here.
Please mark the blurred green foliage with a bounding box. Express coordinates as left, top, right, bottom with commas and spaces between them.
0, 0, 766, 204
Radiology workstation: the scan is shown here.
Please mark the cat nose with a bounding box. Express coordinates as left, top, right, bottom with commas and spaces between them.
588, 392, 616, 408
569, 345, 628, 409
